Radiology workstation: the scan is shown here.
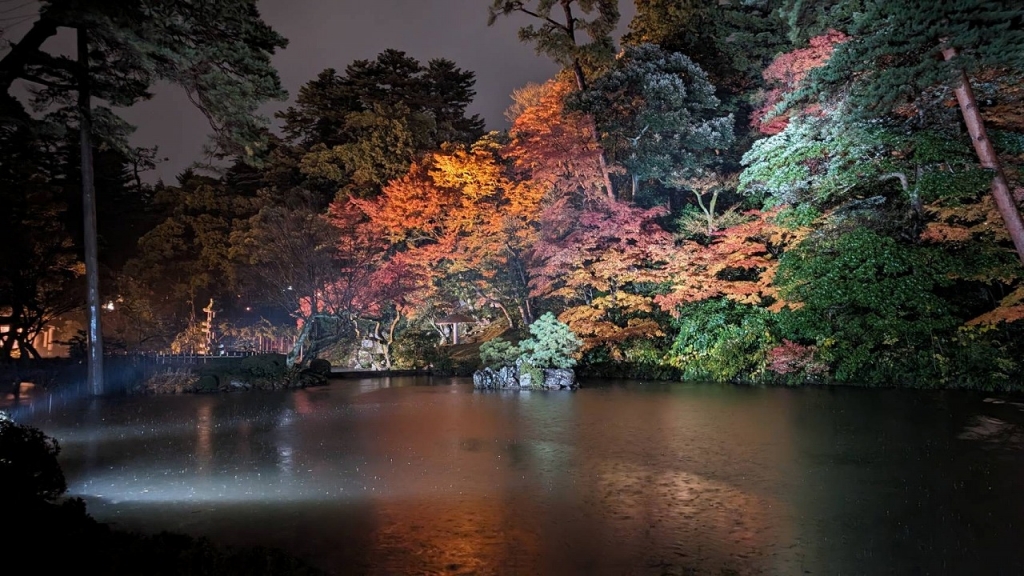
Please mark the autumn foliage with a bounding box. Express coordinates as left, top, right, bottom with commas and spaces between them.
752, 30, 848, 134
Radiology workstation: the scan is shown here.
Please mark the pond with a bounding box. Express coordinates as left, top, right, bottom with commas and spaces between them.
10, 377, 1024, 575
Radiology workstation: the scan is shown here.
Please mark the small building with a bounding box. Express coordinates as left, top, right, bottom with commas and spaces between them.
436, 313, 478, 345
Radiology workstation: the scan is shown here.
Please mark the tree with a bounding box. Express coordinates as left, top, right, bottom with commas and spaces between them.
530, 198, 675, 355
232, 198, 350, 367
750, 30, 848, 135
2, 1, 287, 157
354, 138, 545, 328
488, 0, 618, 197
573, 44, 735, 202
0, 124, 82, 360
623, 0, 787, 95
773, 226, 959, 382
783, 0, 1024, 264
280, 50, 485, 198
1, 0, 287, 393
622, 0, 789, 159
504, 78, 607, 200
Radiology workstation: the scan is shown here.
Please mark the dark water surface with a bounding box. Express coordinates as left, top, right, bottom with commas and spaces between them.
10, 378, 1024, 575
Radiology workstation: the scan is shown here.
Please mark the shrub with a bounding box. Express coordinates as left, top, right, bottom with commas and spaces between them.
240, 354, 287, 378
307, 358, 331, 376
0, 415, 67, 503
518, 312, 582, 369
667, 299, 776, 382
479, 338, 520, 368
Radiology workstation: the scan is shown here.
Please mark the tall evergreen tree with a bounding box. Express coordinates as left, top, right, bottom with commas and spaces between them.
573, 44, 734, 202
280, 50, 485, 198
784, 0, 1024, 264
1, 0, 287, 392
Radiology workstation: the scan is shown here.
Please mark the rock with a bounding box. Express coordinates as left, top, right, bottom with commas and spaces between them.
474, 365, 577, 391
473, 367, 498, 389
543, 368, 577, 390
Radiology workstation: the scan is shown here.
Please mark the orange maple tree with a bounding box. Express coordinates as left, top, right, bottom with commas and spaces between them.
352, 139, 545, 326
504, 78, 607, 200
655, 210, 811, 315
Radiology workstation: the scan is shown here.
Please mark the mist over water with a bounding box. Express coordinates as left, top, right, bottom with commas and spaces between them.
14, 377, 1024, 575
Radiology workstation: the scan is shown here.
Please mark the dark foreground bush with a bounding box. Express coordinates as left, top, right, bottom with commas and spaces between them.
0, 413, 324, 575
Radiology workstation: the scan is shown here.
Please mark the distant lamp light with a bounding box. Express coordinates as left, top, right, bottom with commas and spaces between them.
245, 307, 252, 312
103, 301, 115, 311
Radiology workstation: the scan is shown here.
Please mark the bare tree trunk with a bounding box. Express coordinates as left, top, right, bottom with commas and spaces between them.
942, 47, 1024, 265
79, 28, 104, 395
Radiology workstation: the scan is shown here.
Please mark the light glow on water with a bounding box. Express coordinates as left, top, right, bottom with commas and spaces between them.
11, 379, 1024, 575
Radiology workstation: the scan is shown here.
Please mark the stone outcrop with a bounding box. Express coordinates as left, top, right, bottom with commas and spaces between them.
472, 362, 577, 391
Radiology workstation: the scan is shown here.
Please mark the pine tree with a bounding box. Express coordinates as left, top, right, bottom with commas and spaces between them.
488, 0, 619, 198
1, 0, 287, 393
573, 43, 734, 202
786, 0, 1024, 264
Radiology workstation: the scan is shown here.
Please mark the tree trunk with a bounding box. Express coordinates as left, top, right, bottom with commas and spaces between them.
287, 317, 314, 368
78, 28, 104, 395
942, 47, 1024, 265
559, 1, 615, 201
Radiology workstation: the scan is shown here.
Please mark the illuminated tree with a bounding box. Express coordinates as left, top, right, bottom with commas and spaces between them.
530, 198, 675, 355
781, 0, 1024, 264
573, 43, 734, 201
504, 78, 606, 200
488, 0, 618, 197
355, 138, 545, 327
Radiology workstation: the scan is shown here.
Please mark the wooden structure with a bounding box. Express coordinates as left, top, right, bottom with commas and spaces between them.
436, 313, 477, 345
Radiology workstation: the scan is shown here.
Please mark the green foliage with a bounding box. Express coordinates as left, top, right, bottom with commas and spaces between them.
479, 338, 521, 368
786, 0, 1024, 122
392, 330, 442, 369
518, 312, 583, 369
280, 50, 485, 198
742, 112, 994, 209
573, 44, 734, 199
775, 227, 959, 383
518, 359, 545, 389
740, 114, 884, 206
666, 299, 776, 382
6, 0, 288, 159
772, 204, 821, 229
240, 354, 288, 378
0, 416, 67, 503
932, 323, 1024, 390
991, 130, 1024, 155
480, 314, 582, 370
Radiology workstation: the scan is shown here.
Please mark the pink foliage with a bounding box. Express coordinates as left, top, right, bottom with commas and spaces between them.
751, 30, 849, 134
767, 339, 828, 376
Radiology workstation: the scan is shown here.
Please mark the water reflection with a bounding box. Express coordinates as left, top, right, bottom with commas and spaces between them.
14, 379, 1024, 575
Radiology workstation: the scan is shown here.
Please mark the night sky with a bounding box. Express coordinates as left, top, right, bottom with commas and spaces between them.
5, 0, 634, 183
